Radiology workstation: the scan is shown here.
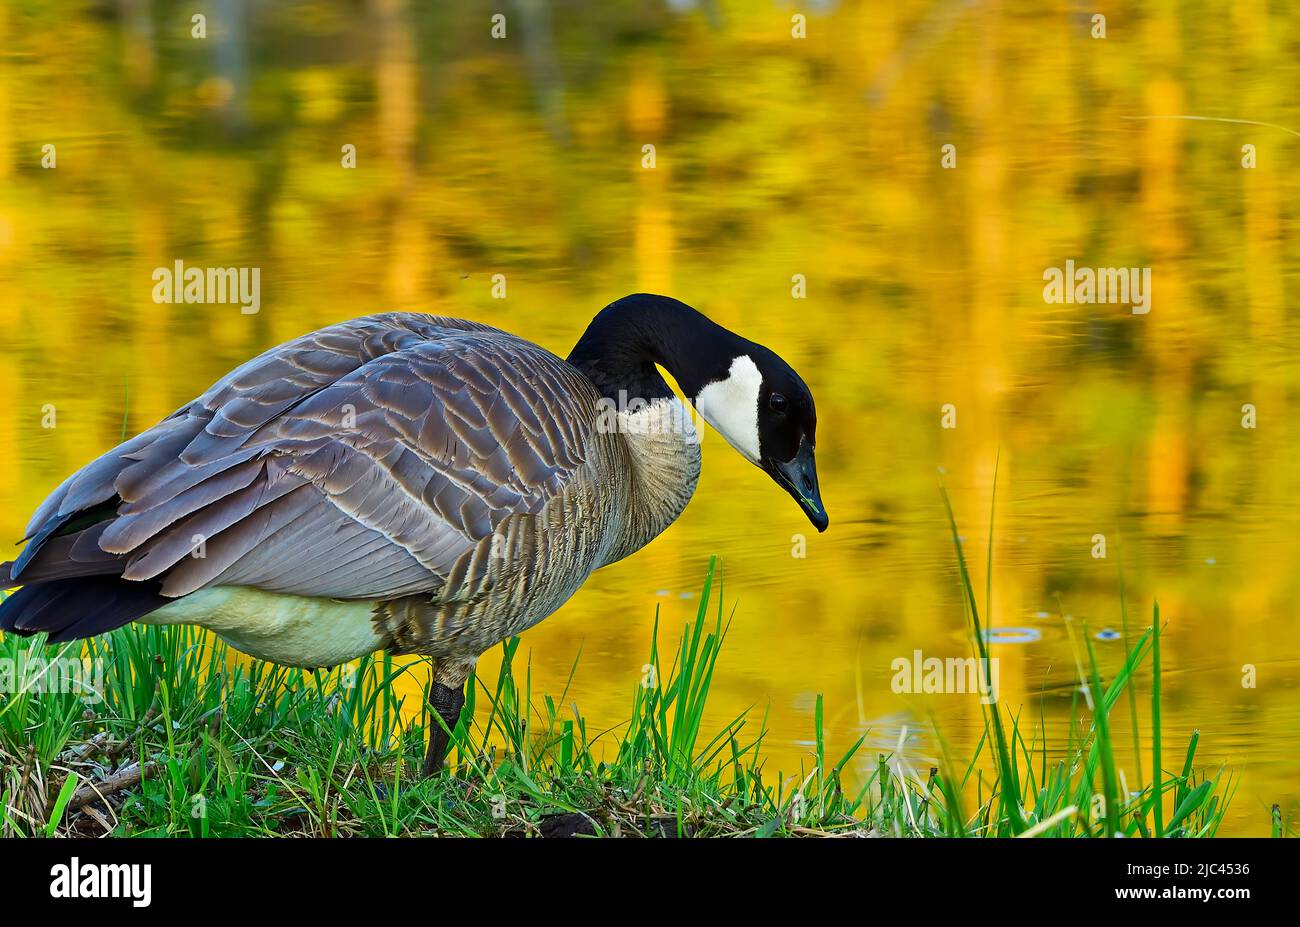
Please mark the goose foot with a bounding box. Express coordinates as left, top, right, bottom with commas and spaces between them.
422, 679, 465, 777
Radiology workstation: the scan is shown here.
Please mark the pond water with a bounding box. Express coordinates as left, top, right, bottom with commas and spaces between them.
1, 1, 1297, 835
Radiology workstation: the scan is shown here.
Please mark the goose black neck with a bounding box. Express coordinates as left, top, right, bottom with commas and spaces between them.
567, 294, 743, 402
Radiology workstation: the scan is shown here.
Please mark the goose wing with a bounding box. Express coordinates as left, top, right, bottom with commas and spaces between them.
11, 313, 602, 601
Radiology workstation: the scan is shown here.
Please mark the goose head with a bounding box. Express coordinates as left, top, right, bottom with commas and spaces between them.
567, 293, 829, 533
693, 348, 828, 533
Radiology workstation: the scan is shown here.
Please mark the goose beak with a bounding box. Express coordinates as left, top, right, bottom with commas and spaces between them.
767, 437, 828, 533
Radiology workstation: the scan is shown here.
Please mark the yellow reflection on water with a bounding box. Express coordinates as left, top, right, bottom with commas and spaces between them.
1, 0, 1298, 835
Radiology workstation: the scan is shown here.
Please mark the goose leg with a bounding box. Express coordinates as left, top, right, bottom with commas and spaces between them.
422, 679, 466, 777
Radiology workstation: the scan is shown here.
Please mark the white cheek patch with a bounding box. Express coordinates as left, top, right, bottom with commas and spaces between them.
695, 355, 762, 462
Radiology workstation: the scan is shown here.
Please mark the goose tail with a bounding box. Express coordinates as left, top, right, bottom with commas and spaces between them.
0, 571, 169, 643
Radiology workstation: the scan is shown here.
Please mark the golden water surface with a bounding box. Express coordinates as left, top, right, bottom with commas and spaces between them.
1, 2, 1298, 835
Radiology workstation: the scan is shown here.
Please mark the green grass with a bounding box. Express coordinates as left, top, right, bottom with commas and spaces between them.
0, 509, 1260, 837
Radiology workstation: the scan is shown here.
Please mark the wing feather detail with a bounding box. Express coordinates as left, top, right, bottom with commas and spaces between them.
11, 313, 602, 603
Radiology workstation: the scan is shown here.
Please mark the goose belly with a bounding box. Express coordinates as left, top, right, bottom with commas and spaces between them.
142, 587, 384, 668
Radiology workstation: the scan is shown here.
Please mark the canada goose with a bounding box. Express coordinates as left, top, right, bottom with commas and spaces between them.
0, 293, 826, 774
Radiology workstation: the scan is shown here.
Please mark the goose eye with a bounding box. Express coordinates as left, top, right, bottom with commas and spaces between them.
769, 393, 787, 413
